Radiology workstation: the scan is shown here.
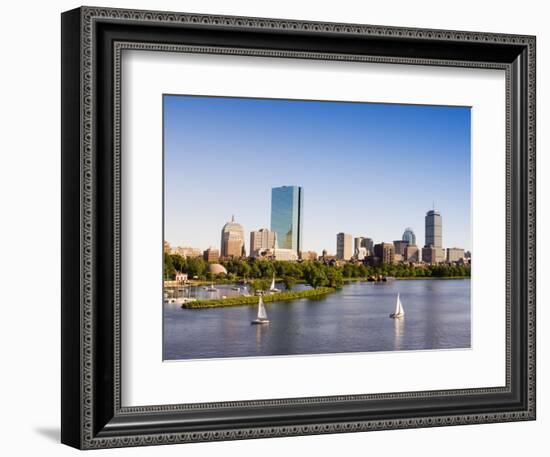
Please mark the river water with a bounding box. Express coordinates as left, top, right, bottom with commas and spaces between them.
163, 279, 471, 360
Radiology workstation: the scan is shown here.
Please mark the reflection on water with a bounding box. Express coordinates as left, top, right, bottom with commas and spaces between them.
255, 324, 268, 349
163, 279, 471, 360
393, 317, 404, 351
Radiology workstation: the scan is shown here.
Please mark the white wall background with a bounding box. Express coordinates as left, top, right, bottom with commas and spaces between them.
0, 0, 546, 455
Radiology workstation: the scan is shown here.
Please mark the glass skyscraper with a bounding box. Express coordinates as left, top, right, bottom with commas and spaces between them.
270, 186, 303, 253
402, 227, 417, 245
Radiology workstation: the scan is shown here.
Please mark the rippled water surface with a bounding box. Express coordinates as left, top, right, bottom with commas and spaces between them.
163, 279, 471, 360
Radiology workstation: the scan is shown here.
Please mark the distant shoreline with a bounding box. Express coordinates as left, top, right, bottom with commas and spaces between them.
343, 276, 470, 282
169, 276, 470, 288
394, 276, 470, 280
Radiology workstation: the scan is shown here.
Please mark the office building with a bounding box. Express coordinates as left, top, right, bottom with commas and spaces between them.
447, 247, 465, 263
374, 242, 395, 264
250, 228, 277, 257
300, 251, 318, 261
270, 186, 304, 254
354, 236, 374, 255
220, 215, 245, 258
336, 232, 353, 260
203, 247, 220, 263
355, 247, 368, 260
422, 245, 445, 264
173, 246, 202, 258
425, 209, 442, 248
256, 248, 298, 261
393, 240, 409, 256
404, 244, 420, 263
362, 237, 374, 255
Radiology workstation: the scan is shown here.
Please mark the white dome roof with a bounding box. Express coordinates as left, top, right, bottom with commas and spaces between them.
208, 264, 228, 275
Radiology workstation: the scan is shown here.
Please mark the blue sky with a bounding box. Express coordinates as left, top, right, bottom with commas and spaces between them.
164, 95, 471, 254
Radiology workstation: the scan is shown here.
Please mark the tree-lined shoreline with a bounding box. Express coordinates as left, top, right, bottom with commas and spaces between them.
165, 254, 471, 288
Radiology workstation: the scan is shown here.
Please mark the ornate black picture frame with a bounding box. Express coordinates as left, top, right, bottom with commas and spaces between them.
61, 6, 536, 449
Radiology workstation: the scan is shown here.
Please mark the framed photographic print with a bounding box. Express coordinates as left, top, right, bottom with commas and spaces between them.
61, 6, 536, 449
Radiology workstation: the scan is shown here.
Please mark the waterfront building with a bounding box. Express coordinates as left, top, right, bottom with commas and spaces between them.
250, 228, 277, 257
394, 253, 403, 264
300, 250, 318, 261
203, 247, 220, 263
220, 215, 245, 258
270, 186, 303, 254
164, 241, 171, 254
402, 227, 416, 246
175, 272, 188, 283
447, 247, 465, 263
173, 246, 202, 258
422, 245, 445, 264
404, 244, 420, 263
336, 232, 353, 260
425, 209, 442, 248
354, 237, 364, 253
374, 242, 395, 264
393, 240, 409, 256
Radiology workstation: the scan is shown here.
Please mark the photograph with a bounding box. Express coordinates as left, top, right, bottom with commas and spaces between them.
162, 94, 472, 360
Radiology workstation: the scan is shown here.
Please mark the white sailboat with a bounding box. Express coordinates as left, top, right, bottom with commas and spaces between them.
251, 294, 270, 325
269, 274, 279, 292
206, 283, 217, 292
389, 293, 405, 318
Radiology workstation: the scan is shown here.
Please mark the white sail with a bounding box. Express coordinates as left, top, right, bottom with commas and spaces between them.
396, 294, 404, 316
394, 293, 400, 315
257, 295, 267, 320
270, 274, 276, 291
390, 293, 405, 318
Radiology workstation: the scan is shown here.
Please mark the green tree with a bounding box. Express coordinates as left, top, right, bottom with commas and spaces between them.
186, 257, 207, 278
250, 262, 262, 279
163, 254, 175, 280
227, 272, 237, 282
282, 276, 297, 291
304, 264, 328, 289
249, 278, 271, 294
326, 267, 344, 289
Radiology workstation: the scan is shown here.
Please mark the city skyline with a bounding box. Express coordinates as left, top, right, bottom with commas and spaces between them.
164, 95, 471, 253
167, 194, 464, 260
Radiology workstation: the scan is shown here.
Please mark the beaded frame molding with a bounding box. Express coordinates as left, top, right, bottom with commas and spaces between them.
61, 6, 536, 449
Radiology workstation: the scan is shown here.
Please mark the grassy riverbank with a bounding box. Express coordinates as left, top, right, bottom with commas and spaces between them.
181, 287, 336, 309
